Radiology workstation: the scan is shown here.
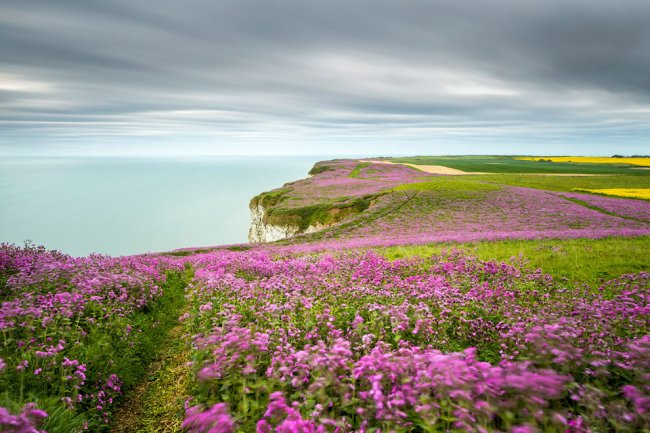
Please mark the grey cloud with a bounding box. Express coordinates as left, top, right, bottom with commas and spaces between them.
1, 0, 649, 155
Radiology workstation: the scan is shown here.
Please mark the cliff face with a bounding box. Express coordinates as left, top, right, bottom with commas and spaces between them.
248, 204, 298, 243
248, 203, 327, 243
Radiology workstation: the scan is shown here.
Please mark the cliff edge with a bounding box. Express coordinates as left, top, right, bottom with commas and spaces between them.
247, 159, 423, 243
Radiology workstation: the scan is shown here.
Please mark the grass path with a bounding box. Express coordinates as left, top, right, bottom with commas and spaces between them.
110, 270, 194, 433
110, 322, 192, 433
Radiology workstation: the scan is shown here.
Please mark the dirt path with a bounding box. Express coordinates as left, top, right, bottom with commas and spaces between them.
111, 320, 192, 433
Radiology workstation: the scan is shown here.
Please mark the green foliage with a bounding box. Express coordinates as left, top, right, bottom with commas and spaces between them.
392, 178, 500, 193
165, 248, 213, 257
0, 268, 192, 432
472, 173, 650, 193
115, 270, 189, 390
348, 162, 372, 178
381, 236, 650, 287
250, 188, 291, 208
308, 164, 334, 176
265, 195, 377, 231
0, 393, 88, 433
226, 245, 252, 252
110, 312, 193, 433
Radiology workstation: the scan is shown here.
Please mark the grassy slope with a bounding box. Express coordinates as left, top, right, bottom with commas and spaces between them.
381, 236, 650, 287
373, 160, 649, 285
389, 155, 643, 174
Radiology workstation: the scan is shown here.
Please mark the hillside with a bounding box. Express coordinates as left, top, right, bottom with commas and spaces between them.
249, 157, 650, 248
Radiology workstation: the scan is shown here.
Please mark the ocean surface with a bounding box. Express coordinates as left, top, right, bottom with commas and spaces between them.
0, 156, 325, 256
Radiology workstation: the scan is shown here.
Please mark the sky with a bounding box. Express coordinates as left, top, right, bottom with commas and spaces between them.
1, 0, 649, 157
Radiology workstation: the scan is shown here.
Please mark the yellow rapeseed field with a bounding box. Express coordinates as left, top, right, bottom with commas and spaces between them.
517, 156, 650, 166
572, 188, 650, 200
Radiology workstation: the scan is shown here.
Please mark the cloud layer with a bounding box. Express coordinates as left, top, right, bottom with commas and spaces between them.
1, 0, 649, 155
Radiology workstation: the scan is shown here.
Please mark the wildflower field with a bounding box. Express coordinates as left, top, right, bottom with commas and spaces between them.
1, 156, 649, 432
181, 248, 650, 433
0, 243, 187, 431
2, 240, 649, 432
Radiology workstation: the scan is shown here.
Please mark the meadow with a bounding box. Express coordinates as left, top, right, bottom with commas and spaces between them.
1, 156, 649, 432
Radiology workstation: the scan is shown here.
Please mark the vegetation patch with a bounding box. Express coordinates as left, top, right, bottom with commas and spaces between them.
348, 162, 372, 178
181, 248, 650, 432
226, 245, 253, 252
392, 178, 500, 193
249, 188, 291, 209
380, 236, 650, 286
517, 156, 650, 166
474, 173, 650, 192
264, 195, 378, 231
0, 244, 191, 432
572, 188, 650, 200
308, 163, 334, 176
110, 311, 193, 433
165, 248, 213, 257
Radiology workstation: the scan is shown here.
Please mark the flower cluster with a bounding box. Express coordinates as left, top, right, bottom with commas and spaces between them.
0, 243, 183, 430
0, 404, 48, 433
182, 249, 650, 432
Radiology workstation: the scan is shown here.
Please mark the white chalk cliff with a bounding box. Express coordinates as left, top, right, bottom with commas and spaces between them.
248, 204, 327, 243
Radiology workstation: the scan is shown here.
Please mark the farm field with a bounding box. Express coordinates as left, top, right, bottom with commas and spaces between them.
387, 155, 646, 174
515, 156, 650, 166
2, 156, 649, 432
571, 188, 650, 200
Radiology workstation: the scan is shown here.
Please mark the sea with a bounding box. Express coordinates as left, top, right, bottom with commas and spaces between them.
0, 156, 326, 256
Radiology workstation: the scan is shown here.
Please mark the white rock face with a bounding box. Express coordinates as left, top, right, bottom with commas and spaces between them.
248, 204, 329, 243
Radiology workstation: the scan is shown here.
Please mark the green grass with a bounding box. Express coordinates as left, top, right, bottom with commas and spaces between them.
380, 236, 650, 287
109, 267, 194, 433
308, 163, 334, 176
348, 162, 372, 178
250, 188, 291, 208
165, 248, 214, 257
110, 323, 192, 433
392, 178, 500, 192
471, 173, 650, 193
389, 155, 644, 174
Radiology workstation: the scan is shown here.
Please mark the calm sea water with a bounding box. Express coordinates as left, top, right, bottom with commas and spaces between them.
0, 156, 323, 256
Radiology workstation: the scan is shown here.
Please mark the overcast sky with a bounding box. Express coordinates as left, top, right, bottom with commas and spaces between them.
1, 0, 649, 156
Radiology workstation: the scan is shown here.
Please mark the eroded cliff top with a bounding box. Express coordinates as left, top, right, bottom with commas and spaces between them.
248, 157, 650, 247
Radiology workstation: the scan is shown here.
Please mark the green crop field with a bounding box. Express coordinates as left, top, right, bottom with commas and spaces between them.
389, 155, 645, 174
472, 173, 650, 192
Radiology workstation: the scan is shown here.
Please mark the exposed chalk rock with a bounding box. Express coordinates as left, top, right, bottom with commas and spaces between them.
248, 204, 329, 243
